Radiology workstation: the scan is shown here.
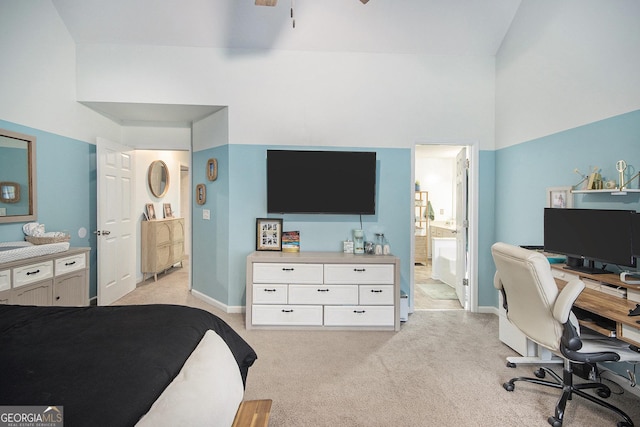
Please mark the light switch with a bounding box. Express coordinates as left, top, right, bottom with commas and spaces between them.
203, 209, 210, 220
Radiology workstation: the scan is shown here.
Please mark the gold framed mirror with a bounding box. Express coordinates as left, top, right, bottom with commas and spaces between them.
148, 160, 170, 198
0, 129, 36, 223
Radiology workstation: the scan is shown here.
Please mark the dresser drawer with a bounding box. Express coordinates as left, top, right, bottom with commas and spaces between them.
13, 260, 54, 288
253, 284, 288, 304
324, 264, 394, 284
253, 263, 323, 284
55, 253, 86, 275
252, 305, 323, 326
324, 305, 394, 327
289, 284, 358, 305
0, 269, 10, 292
359, 285, 394, 305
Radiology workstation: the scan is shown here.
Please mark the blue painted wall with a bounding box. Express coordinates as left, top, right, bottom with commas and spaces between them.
192, 144, 413, 308
0, 120, 97, 298
492, 110, 640, 307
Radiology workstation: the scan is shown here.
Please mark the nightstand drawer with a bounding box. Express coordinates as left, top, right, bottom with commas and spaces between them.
289, 285, 358, 305
324, 264, 394, 284
253, 285, 288, 304
13, 261, 54, 288
324, 305, 394, 327
253, 263, 323, 284
359, 285, 394, 305
252, 305, 323, 326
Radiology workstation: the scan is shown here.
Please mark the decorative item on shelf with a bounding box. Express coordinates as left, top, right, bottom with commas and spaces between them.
282, 230, 300, 253
546, 187, 573, 209
343, 239, 354, 254
572, 168, 589, 190
195, 184, 206, 205
364, 241, 375, 254
353, 229, 364, 254
383, 235, 391, 255
256, 218, 283, 251
415, 181, 421, 191
616, 160, 627, 189
145, 203, 156, 220
586, 166, 602, 190
206, 158, 218, 181
622, 171, 640, 190
163, 203, 173, 218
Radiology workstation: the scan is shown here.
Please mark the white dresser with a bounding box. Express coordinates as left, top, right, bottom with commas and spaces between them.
0, 247, 90, 306
246, 251, 401, 331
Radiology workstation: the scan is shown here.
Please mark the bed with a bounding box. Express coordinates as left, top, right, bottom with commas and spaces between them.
0, 303, 258, 427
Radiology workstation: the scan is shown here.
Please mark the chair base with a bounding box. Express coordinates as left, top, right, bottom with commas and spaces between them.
503, 361, 634, 427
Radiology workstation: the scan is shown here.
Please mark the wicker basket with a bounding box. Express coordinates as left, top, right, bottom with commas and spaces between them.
25, 235, 70, 245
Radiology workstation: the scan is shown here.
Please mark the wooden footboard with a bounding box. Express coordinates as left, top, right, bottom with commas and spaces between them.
232, 400, 272, 427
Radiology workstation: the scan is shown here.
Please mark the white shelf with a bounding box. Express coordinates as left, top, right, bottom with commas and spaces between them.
571, 189, 640, 196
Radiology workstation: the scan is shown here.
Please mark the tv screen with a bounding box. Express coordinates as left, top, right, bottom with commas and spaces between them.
267, 150, 376, 214
632, 212, 640, 258
544, 208, 636, 273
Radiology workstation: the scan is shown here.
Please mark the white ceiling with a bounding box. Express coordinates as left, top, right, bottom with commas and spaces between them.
53, 0, 521, 125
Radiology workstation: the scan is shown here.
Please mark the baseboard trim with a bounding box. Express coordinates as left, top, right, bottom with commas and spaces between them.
190, 289, 245, 314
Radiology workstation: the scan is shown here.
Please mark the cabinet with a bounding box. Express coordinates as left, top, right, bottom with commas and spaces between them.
0, 248, 90, 306
414, 191, 429, 265
141, 218, 185, 281
246, 251, 400, 331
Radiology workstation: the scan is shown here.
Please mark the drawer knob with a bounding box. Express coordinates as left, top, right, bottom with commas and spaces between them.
354, 268, 366, 272
370, 289, 383, 293
264, 288, 277, 292
26, 269, 41, 276
281, 309, 294, 313
354, 310, 366, 314
317, 289, 330, 292
65, 261, 76, 266
282, 268, 294, 271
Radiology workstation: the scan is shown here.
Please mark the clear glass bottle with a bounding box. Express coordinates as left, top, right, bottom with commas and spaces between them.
375, 233, 383, 255
383, 234, 391, 255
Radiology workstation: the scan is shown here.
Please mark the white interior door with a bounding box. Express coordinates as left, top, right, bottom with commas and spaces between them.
455, 147, 468, 309
97, 138, 136, 305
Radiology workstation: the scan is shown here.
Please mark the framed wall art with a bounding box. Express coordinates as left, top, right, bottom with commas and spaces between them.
256, 218, 283, 251
207, 158, 218, 181
546, 186, 573, 209
196, 184, 206, 205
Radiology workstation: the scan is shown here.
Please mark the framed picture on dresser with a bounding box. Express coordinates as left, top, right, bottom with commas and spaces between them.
146, 203, 156, 220
256, 218, 283, 251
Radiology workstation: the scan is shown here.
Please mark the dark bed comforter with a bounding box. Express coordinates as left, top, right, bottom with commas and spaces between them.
0, 304, 257, 427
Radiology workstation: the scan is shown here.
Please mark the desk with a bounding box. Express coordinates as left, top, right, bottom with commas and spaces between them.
552, 265, 640, 348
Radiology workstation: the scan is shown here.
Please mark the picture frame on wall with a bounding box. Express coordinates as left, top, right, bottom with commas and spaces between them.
207, 158, 218, 181
256, 218, 283, 251
546, 186, 573, 209
146, 203, 156, 220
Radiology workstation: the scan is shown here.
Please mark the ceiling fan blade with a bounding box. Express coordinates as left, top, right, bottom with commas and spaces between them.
255, 0, 277, 6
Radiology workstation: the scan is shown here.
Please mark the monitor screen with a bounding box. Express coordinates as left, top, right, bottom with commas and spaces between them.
266, 150, 377, 215
544, 208, 636, 273
632, 212, 640, 258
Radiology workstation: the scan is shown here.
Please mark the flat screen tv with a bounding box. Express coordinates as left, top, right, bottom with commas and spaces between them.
544, 208, 636, 274
267, 150, 376, 214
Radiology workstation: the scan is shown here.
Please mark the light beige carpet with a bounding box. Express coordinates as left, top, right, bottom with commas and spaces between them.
115, 261, 640, 427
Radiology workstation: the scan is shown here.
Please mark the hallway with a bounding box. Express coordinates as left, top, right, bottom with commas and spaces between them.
414, 261, 463, 310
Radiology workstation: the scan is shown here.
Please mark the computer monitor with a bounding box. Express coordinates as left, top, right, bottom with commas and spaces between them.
632, 212, 640, 259
544, 208, 636, 274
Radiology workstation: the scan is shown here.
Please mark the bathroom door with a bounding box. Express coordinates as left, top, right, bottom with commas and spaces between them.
96, 138, 136, 305
455, 147, 468, 308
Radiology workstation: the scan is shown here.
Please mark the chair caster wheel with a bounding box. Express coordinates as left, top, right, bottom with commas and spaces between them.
503, 382, 515, 392
548, 416, 562, 427
597, 387, 611, 398
506, 362, 516, 368
534, 368, 546, 378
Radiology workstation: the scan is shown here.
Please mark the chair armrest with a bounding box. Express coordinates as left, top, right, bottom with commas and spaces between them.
494, 273, 508, 311
552, 278, 585, 324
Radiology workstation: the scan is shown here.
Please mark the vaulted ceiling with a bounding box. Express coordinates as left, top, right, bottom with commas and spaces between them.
52, 0, 521, 125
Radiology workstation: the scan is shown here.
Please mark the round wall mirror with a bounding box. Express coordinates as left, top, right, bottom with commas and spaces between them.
148, 160, 170, 198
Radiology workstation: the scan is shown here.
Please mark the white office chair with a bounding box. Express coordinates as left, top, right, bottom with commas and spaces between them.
492, 242, 640, 427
